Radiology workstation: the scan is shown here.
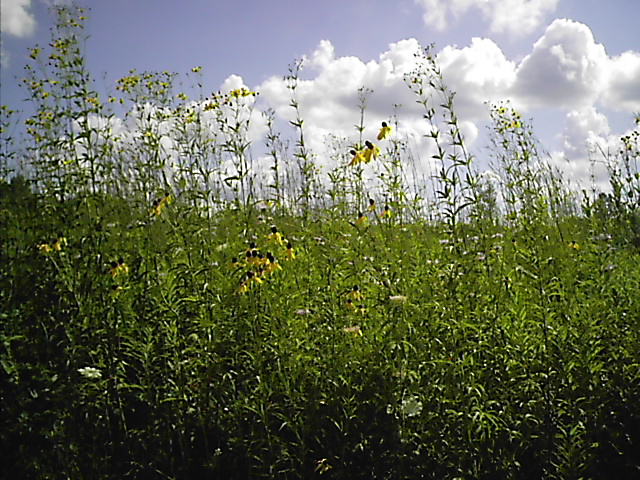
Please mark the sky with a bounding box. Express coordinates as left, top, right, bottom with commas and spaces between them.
1, 0, 639, 193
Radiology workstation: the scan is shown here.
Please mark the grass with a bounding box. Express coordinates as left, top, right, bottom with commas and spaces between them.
1, 5, 639, 479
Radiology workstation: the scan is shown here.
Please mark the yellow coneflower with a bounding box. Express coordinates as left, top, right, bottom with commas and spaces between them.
349, 149, 365, 167
363, 140, 380, 163
108, 258, 128, 278
52, 236, 67, 251
381, 205, 392, 218
377, 121, 392, 141
347, 285, 363, 302
356, 212, 368, 227
285, 242, 295, 261
151, 192, 172, 217
368, 198, 376, 212
568, 240, 580, 250
39, 243, 52, 254
264, 252, 282, 276
267, 226, 287, 247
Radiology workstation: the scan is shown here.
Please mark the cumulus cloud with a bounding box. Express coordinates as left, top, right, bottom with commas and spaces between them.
512, 19, 609, 109
1, 0, 37, 66
437, 37, 518, 118
601, 50, 640, 112
414, 0, 559, 37
1, 0, 36, 37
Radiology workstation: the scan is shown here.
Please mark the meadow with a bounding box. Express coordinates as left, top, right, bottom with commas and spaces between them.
2, 6, 639, 479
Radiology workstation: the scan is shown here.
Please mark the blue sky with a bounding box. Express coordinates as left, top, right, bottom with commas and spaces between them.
2, 0, 639, 190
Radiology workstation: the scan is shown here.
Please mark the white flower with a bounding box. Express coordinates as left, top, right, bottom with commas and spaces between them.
401, 396, 423, 417
78, 366, 102, 380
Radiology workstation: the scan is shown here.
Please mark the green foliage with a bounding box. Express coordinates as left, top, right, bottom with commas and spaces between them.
1, 6, 639, 480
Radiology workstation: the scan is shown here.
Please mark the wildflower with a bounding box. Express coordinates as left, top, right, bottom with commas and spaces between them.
78, 366, 102, 380
267, 226, 287, 247
400, 396, 423, 417
151, 192, 172, 217
363, 140, 380, 163
238, 271, 262, 294
264, 252, 282, 275
285, 242, 295, 261
377, 121, 392, 140
52, 236, 67, 251
108, 258, 128, 278
356, 212, 368, 228
368, 198, 376, 212
295, 308, 312, 316
389, 295, 407, 305
349, 149, 365, 167
343, 325, 363, 336
568, 240, 580, 250
229, 88, 256, 99
347, 285, 363, 302
39, 243, 52, 254
230, 256, 242, 268
381, 205, 392, 218
110, 285, 123, 298
247, 249, 261, 266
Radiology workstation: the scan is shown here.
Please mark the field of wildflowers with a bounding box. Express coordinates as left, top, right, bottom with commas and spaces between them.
1, 6, 639, 479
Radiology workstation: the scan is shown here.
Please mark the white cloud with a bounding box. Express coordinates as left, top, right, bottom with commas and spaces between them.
414, 0, 559, 37
437, 37, 518, 118
1, 0, 37, 67
512, 19, 609, 109
601, 50, 640, 112
1, 0, 36, 37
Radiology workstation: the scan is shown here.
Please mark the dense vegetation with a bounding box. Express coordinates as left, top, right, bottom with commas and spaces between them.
2, 6, 639, 479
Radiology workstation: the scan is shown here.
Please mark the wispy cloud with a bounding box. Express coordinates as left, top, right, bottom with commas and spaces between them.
414, 0, 560, 37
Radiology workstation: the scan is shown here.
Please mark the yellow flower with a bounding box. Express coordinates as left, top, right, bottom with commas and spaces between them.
52, 237, 67, 251
377, 121, 392, 140
381, 205, 392, 218
285, 242, 295, 261
229, 88, 256, 98
151, 192, 172, 217
347, 285, 363, 302
349, 149, 365, 167
368, 198, 376, 212
568, 240, 580, 250
264, 252, 282, 276
267, 226, 287, 247
356, 212, 368, 227
39, 243, 52, 254
108, 258, 128, 278
363, 141, 380, 163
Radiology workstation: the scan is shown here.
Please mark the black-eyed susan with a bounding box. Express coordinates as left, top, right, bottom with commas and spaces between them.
368, 198, 376, 212
377, 121, 392, 141
349, 149, 365, 167
568, 240, 580, 250
363, 140, 380, 163
381, 205, 392, 219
